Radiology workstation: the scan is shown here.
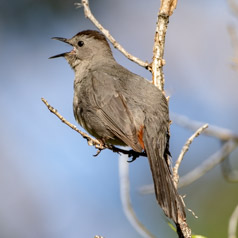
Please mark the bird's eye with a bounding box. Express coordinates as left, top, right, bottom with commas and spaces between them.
78, 41, 84, 47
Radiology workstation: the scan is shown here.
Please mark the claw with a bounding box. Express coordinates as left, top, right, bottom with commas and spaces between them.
127, 150, 140, 162
93, 149, 102, 157
127, 156, 138, 163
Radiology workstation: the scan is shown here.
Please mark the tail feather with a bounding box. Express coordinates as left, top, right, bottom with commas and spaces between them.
143, 124, 186, 224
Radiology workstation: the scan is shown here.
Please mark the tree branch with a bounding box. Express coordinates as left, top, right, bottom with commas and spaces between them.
151, 0, 177, 90
151, 1, 191, 237
42, 98, 101, 147
173, 124, 209, 187
171, 113, 238, 141
179, 139, 238, 188
75, 0, 149, 70
228, 205, 238, 238
140, 140, 238, 194
119, 154, 156, 238
221, 149, 238, 183
41, 98, 146, 159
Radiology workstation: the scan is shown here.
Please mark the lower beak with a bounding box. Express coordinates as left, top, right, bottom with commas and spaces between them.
49, 53, 67, 59
49, 37, 72, 59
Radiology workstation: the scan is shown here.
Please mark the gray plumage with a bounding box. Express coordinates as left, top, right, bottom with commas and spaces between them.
50, 30, 186, 227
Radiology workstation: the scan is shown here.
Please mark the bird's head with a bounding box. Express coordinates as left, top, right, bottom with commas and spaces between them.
50, 30, 113, 70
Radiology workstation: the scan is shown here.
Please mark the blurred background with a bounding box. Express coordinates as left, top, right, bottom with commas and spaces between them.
0, 0, 238, 237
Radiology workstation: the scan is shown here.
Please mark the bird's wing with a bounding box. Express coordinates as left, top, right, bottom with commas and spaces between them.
90, 70, 142, 151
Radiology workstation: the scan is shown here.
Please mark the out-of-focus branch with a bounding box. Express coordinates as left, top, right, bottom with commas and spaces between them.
173, 124, 208, 187
228, 0, 238, 17
171, 113, 238, 141
226, 2, 238, 236
75, 0, 149, 70
172, 113, 238, 187
228, 25, 238, 71
227, 0, 238, 71
119, 154, 156, 238
140, 140, 238, 193
228, 205, 238, 238
221, 154, 238, 182
139, 116, 238, 194
172, 113, 238, 185
179, 139, 238, 188
219, 140, 238, 183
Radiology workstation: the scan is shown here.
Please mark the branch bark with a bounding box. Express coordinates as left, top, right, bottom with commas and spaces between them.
151, 0, 177, 90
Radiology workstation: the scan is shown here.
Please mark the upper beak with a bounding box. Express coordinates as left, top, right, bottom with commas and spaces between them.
49, 37, 72, 59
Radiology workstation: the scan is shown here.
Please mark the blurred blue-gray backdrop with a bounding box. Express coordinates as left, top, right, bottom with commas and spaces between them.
0, 0, 238, 237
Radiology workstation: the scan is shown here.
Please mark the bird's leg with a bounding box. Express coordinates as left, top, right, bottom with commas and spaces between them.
93, 139, 106, 157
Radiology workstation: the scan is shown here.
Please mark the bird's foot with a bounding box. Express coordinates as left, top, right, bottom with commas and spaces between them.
93, 148, 103, 157
93, 139, 106, 157
127, 150, 140, 163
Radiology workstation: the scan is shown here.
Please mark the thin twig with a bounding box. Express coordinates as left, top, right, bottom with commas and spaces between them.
140, 139, 238, 194
179, 139, 238, 188
75, 0, 149, 69
173, 124, 209, 187
41, 98, 102, 147
172, 113, 238, 184
119, 154, 156, 238
228, 205, 238, 238
41, 98, 146, 159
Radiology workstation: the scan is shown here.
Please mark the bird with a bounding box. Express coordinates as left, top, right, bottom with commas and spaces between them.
50, 30, 186, 233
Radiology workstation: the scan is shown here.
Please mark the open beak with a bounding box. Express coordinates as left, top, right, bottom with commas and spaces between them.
49, 37, 72, 59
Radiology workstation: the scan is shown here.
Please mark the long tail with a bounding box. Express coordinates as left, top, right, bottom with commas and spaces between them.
143, 124, 186, 228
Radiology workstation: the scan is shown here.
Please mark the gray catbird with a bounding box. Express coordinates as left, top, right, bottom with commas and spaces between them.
50, 30, 186, 230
